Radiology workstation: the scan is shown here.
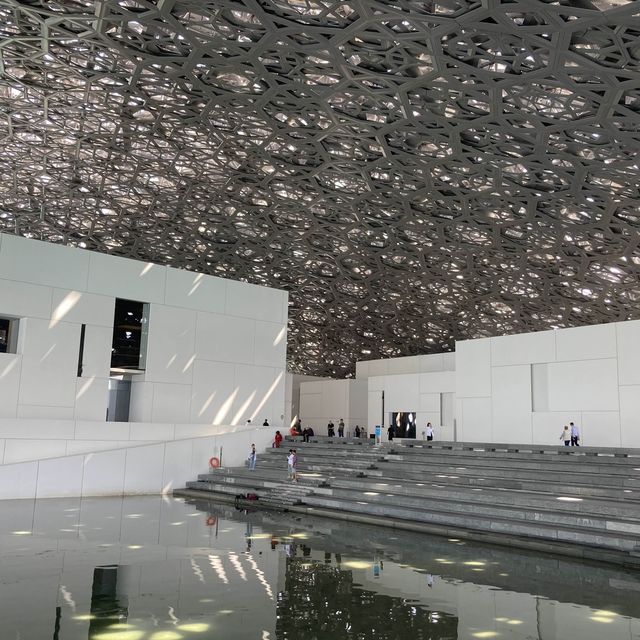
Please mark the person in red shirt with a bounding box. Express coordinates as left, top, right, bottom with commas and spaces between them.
273, 430, 283, 448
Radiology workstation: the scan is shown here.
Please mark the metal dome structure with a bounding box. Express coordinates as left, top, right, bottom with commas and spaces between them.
1, 0, 639, 376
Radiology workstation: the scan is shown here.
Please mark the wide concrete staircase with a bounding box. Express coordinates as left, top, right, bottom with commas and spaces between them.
174, 438, 640, 567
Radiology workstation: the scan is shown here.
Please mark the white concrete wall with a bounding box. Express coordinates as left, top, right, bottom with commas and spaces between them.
362, 353, 456, 441
0, 233, 288, 496
285, 372, 329, 428
0, 424, 273, 500
0, 233, 287, 428
456, 321, 640, 447
356, 352, 455, 378
0, 418, 267, 464
355, 321, 640, 447
299, 379, 368, 435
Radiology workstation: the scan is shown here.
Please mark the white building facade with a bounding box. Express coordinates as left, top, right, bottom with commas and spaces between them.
0, 233, 288, 499
303, 322, 640, 448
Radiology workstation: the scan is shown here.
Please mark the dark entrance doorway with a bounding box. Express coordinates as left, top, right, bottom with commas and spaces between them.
390, 412, 416, 439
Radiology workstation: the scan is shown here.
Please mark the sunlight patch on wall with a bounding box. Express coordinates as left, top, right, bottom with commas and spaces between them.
76, 376, 95, 399
198, 391, 217, 417
50, 291, 82, 328
214, 387, 238, 424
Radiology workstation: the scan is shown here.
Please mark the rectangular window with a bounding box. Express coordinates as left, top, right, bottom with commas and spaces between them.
110, 299, 149, 371
0, 316, 19, 354
77, 324, 86, 377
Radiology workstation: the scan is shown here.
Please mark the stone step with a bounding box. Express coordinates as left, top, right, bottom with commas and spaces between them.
213, 454, 640, 499
315, 483, 640, 524
190, 469, 640, 521
251, 456, 640, 490
184, 478, 640, 552
399, 440, 640, 459
262, 450, 640, 481
277, 440, 640, 468
266, 442, 640, 472
300, 493, 640, 552
179, 438, 640, 560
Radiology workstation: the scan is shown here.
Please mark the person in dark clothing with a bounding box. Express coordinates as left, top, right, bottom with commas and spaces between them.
388, 424, 395, 441
263, 419, 269, 426
354, 425, 361, 438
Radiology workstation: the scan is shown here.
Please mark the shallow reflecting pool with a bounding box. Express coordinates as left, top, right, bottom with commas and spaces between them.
0, 495, 638, 639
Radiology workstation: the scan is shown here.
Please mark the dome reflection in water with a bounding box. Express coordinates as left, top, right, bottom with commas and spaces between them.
0, 495, 637, 639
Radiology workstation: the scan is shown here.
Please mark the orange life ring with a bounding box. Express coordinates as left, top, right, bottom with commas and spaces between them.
206, 516, 217, 527
209, 456, 220, 469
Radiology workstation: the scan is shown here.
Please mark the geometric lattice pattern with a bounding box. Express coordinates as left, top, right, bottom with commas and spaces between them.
1, 1, 639, 377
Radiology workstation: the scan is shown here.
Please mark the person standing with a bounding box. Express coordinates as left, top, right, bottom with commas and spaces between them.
327, 421, 335, 437
425, 423, 434, 441
286, 449, 294, 479
291, 449, 298, 482
559, 425, 571, 446
354, 425, 361, 438
248, 443, 257, 470
570, 422, 580, 446
338, 418, 345, 437
387, 424, 395, 441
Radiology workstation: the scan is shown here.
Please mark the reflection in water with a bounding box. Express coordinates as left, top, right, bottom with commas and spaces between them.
278, 550, 457, 639
0, 495, 637, 640
88, 566, 128, 637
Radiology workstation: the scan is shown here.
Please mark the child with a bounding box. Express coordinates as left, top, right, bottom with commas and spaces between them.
286, 449, 294, 480
248, 443, 257, 470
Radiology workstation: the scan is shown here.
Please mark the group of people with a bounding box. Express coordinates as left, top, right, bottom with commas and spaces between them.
560, 422, 580, 446
327, 419, 365, 437
247, 439, 298, 482
327, 419, 345, 437
244, 418, 270, 426
387, 422, 435, 442
288, 420, 315, 442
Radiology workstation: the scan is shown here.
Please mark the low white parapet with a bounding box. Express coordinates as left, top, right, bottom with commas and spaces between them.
0, 424, 275, 500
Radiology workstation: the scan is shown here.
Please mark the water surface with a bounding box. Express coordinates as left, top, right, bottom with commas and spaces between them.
0, 495, 638, 639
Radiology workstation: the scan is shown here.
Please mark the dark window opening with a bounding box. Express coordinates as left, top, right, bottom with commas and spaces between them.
0, 318, 9, 353
0, 317, 19, 354
77, 324, 86, 377
110, 299, 148, 370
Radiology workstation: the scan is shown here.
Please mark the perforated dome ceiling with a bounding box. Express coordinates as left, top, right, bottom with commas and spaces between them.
1, 0, 639, 377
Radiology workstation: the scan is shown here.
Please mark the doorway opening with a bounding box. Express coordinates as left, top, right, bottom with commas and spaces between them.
107, 376, 132, 422
390, 412, 416, 438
